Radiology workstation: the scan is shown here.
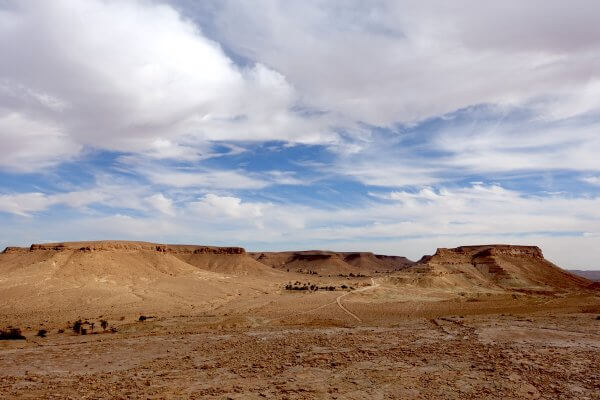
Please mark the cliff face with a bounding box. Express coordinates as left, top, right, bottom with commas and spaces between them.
1, 247, 30, 254
419, 245, 543, 264
417, 245, 592, 291
3, 241, 245, 255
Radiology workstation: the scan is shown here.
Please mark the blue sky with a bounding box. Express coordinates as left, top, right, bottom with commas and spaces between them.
1, 1, 600, 269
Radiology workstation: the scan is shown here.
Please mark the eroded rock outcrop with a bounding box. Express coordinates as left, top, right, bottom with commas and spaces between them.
416, 244, 592, 291
1, 241, 246, 255
250, 250, 414, 274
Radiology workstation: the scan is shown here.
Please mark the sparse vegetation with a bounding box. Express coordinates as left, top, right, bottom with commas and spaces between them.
36, 329, 47, 338
296, 269, 318, 275
338, 273, 367, 278
80, 328, 87, 335
57, 329, 64, 334
72, 319, 83, 334
0, 328, 25, 340
284, 282, 340, 291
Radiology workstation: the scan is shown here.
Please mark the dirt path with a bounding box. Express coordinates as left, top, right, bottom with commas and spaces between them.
271, 278, 381, 324
335, 278, 379, 322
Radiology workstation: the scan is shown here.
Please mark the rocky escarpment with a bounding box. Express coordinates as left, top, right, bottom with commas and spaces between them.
0, 241, 276, 280
418, 245, 543, 264
3, 241, 245, 255
417, 245, 593, 291
251, 250, 414, 274
1, 247, 30, 254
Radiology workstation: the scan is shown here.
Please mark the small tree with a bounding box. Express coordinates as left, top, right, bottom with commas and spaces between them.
37, 329, 47, 338
0, 328, 25, 340
100, 319, 108, 331
72, 320, 82, 334
139, 315, 147, 322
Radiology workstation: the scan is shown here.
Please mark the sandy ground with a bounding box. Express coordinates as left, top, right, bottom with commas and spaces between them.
1, 284, 599, 399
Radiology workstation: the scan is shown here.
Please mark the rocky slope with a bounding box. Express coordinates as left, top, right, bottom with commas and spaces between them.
1, 241, 594, 321
0, 241, 279, 319
408, 245, 594, 291
250, 250, 414, 275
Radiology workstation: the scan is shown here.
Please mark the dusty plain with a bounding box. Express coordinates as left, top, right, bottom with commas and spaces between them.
1, 241, 599, 399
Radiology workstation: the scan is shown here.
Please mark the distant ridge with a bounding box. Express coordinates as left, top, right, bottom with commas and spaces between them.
3, 240, 245, 254
569, 270, 600, 282
249, 250, 414, 274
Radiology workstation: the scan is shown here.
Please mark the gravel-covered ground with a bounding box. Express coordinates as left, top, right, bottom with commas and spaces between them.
1, 311, 599, 399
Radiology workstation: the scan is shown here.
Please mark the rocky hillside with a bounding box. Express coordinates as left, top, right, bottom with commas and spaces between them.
412, 245, 594, 291
250, 250, 414, 275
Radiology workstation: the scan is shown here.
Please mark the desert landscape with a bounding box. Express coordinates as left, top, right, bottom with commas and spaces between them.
3, 1, 600, 399
0, 241, 598, 399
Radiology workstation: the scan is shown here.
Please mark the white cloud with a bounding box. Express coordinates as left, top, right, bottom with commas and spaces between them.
266, 171, 307, 186
0, 111, 80, 172
337, 162, 440, 188
191, 194, 263, 218
431, 114, 600, 173
145, 193, 175, 216
142, 168, 269, 189
581, 176, 600, 186
0, 0, 338, 171
0, 182, 166, 216
200, 0, 600, 125
0, 192, 51, 216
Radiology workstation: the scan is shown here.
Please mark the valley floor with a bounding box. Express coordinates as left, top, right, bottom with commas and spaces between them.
1, 308, 599, 399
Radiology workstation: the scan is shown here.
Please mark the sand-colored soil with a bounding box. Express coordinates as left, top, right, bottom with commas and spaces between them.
1, 241, 599, 398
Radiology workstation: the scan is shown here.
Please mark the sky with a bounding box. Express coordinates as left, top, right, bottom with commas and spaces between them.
1, 0, 599, 269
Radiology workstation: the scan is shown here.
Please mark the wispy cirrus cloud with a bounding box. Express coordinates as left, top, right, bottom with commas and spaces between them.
581, 176, 600, 186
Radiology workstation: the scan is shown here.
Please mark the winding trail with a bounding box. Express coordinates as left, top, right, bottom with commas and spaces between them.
335, 278, 380, 322
266, 277, 380, 325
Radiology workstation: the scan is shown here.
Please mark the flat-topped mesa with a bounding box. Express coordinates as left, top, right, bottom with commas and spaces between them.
420, 245, 543, 264
1, 246, 30, 254
5, 241, 246, 255
412, 244, 594, 291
